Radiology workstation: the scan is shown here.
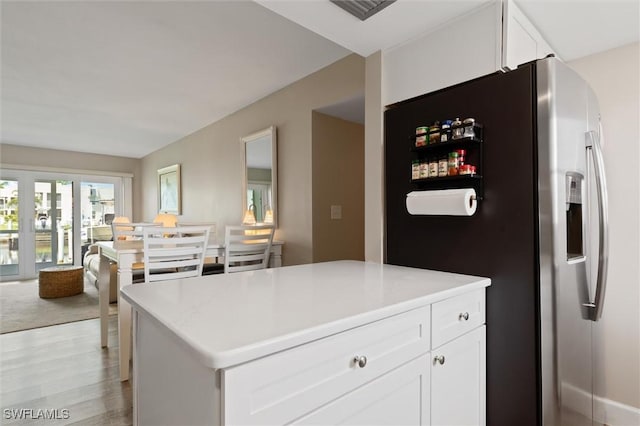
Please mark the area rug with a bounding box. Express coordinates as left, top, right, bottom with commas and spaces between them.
0, 277, 118, 334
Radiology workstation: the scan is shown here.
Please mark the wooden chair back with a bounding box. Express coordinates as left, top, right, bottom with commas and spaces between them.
176, 222, 217, 245
142, 226, 210, 283
224, 225, 274, 274
177, 222, 223, 275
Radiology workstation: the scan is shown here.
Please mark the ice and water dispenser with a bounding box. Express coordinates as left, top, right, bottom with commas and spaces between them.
566, 172, 584, 260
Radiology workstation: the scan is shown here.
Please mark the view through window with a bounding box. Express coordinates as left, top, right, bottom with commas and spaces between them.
0, 173, 121, 280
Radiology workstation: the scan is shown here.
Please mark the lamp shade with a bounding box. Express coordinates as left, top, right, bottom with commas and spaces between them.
154, 213, 177, 227
264, 209, 274, 224
112, 216, 131, 225
242, 208, 256, 225
112, 216, 132, 240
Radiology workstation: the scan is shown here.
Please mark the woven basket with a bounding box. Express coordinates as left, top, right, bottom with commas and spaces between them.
39, 266, 84, 299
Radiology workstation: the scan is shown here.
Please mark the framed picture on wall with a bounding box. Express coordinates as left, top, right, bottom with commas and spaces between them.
157, 164, 181, 215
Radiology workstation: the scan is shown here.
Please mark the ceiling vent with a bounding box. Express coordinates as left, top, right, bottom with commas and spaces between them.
330, 0, 397, 21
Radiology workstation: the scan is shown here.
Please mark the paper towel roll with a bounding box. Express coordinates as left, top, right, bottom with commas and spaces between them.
406, 188, 477, 216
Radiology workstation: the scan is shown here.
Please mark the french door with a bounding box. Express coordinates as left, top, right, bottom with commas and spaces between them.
34, 179, 74, 269
0, 170, 125, 281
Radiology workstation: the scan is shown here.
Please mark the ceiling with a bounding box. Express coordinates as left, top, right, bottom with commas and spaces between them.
1, 1, 638, 159
0, 1, 350, 159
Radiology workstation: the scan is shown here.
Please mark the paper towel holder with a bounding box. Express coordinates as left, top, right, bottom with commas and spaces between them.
406, 188, 480, 216
467, 191, 481, 207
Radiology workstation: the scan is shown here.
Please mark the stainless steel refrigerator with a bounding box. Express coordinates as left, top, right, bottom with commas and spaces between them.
384, 56, 608, 425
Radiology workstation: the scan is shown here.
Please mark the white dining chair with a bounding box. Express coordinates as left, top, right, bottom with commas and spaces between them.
176, 222, 224, 275
111, 222, 162, 282
142, 226, 210, 283
224, 224, 275, 274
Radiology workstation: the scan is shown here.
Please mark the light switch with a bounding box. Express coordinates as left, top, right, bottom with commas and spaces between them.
330, 205, 342, 220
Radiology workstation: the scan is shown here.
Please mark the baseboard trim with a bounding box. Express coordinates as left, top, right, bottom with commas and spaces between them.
562, 382, 640, 426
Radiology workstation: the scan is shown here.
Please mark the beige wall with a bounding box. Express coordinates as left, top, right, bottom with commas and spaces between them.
140, 54, 365, 266
311, 112, 364, 262
569, 42, 640, 410
0, 144, 139, 175
0, 144, 141, 216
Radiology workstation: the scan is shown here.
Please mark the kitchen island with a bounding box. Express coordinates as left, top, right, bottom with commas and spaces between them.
121, 260, 490, 425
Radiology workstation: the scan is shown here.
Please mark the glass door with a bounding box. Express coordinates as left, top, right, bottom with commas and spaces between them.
0, 179, 20, 278
0, 170, 126, 281
34, 180, 74, 271
80, 181, 115, 260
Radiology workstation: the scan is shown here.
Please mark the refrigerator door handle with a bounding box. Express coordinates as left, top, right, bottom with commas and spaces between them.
584, 127, 609, 321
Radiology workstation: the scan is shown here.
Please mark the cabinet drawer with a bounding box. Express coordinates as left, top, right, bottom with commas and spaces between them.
222, 306, 430, 425
295, 354, 430, 425
432, 289, 485, 348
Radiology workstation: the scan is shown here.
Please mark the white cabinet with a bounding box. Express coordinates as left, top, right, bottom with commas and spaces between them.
296, 355, 430, 426
223, 291, 487, 426
502, 0, 557, 70
383, 2, 502, 105
124, 262, 491, 426
223, 306, 431, 425
382, 0, 558, 105
430, 289, 487, 426
431, 326, 487, 426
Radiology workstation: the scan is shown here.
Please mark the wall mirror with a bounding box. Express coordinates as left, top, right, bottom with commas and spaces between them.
241, 126, 277, 227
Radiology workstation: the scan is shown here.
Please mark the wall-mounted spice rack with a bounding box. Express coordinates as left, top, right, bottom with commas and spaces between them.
409, 123, 484, 199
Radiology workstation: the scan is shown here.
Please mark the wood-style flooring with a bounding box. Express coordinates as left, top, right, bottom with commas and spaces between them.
0, 316, 132, 425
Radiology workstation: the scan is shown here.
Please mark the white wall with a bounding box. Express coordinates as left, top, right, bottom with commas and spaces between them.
569, 42, 640, 416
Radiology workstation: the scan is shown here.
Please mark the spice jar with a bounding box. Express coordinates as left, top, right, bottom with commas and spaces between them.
415, 134, 427, 147
456, 149, 466, 166
412, 160, 420, 180
463, 118, 476, 138
438, 156, 448, 177
419, 160, 429, 179
459, 164, 476, 176
448, 151, 459, 176
440, 120, 452, 142
428, 158, 439, 177
416, 126, 428, 135
429, 122, 440, 144
452, 118, 464, 139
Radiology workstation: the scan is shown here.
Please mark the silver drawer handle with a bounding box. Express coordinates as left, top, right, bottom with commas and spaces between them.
434, 355, 445, 365
353, 355, 367, 368
459, 312, 470, 321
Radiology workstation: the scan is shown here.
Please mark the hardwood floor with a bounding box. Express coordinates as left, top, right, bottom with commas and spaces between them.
0, 316, 132, 425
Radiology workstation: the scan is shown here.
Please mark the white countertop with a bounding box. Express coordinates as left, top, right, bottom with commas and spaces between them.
121, 260, 490, 369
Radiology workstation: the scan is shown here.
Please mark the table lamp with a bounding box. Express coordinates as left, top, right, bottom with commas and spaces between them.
154, 213, 177, 227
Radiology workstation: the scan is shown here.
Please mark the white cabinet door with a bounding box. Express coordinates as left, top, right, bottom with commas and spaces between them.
431, 326, 486, 426
295, 354, 430, 426
502, 0, 557, 70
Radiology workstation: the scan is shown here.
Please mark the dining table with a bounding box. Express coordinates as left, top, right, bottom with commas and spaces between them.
96, 239, 283, 381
